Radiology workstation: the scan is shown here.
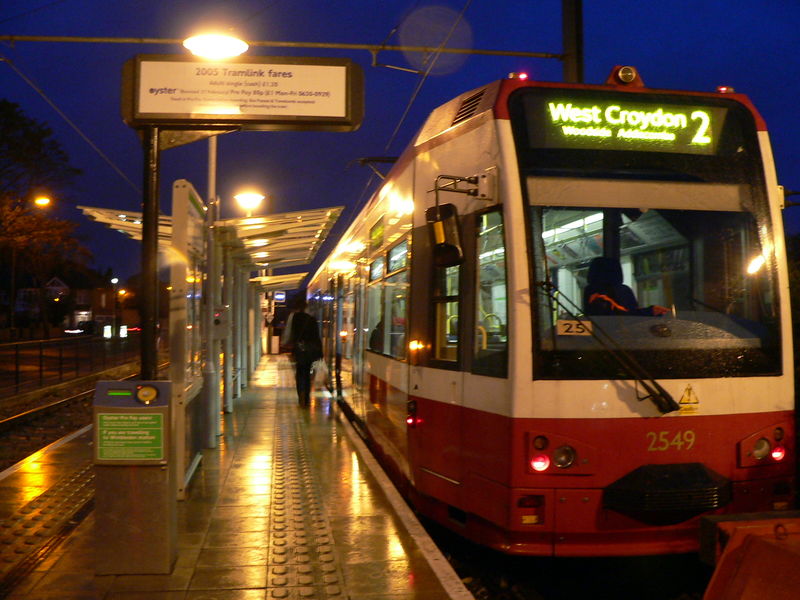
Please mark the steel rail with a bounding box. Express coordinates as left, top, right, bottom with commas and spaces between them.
0, 361, 170, 433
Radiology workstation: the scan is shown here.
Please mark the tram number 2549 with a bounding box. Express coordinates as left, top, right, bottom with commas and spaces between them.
646, 430, 696, 452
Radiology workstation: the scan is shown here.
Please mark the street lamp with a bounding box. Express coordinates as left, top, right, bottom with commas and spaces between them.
8, 194, 53, 333
234, 191, 265, 217
183, 34, 249, 59
114, 288, 127, 338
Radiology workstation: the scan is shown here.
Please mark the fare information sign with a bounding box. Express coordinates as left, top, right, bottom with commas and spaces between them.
96, 413, 165, 461
123, 55, 364, 131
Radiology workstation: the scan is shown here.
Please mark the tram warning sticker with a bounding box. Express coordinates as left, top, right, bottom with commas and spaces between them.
679, 384, 700, 414
556, 320, 593, 336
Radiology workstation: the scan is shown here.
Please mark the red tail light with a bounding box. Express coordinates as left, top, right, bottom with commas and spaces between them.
530, 455, 550, 472
771, 446, 786, 461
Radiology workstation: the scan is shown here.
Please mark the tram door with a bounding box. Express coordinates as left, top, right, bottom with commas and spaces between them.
409, 252, 466, 501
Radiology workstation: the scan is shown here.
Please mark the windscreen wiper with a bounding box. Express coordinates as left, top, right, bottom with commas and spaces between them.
537, 281, 680, 415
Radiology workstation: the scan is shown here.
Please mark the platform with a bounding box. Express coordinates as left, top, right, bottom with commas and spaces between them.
0, 355, 470, 599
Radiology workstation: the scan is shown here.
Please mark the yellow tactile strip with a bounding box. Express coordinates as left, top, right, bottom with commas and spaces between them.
265, 401, 345, 598
0, 461, 93, 585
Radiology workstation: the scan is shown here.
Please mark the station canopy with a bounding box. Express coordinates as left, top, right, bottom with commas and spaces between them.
77, 204, 343, 289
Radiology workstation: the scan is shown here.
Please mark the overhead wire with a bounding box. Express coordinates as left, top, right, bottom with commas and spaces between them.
0, 55, 141, 195
339, 0, 475, 231
384, 0, 473, 152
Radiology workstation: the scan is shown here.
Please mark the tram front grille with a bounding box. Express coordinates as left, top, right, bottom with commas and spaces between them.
603, 463, 732, 525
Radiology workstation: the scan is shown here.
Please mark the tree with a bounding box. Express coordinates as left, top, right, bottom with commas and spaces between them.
0, 99, 79, 200
0, 99, 85, 333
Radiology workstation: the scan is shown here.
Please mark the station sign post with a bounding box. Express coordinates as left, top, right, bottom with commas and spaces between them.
122, 54, 364, 132
119, 52, 363, 382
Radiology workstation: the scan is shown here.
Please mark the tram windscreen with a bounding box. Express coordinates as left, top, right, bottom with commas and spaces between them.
509, 86, 781, 379
528, 179, 781, 379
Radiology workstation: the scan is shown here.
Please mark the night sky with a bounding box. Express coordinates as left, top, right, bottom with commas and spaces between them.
1, 1, 798, 282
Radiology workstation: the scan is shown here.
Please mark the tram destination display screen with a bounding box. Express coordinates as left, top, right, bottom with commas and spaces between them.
522, 89, 733, 156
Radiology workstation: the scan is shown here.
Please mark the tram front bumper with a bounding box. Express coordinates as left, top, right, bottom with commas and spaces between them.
603, 462, 732, 525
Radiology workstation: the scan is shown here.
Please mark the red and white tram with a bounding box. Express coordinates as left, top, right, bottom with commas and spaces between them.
307, 66, 795, 556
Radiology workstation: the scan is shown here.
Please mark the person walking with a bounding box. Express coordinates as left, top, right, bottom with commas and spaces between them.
283, 296, 322, 406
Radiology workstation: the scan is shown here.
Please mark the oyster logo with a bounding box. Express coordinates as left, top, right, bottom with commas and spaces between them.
547, 102, 712, 146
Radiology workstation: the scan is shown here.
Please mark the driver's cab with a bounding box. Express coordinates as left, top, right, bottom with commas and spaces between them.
531, 197, 779, 379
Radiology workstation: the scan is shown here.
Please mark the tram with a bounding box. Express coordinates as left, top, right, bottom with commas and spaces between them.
307, 66, 795, 556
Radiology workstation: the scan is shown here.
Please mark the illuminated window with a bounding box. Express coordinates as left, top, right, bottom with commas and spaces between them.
367, 239, 409, 359
474, 211, 508, 377
433, 265, 460, 362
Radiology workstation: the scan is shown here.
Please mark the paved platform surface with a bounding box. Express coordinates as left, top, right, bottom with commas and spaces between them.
0, 355, 469, 599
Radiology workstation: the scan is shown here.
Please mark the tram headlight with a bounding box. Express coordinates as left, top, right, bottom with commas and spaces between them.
553, 445, 576, 469
738, 422, 793, 468
752, 437, 771, 460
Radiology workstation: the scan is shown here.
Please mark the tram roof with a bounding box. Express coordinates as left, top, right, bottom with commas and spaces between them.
77, 204, 343, 280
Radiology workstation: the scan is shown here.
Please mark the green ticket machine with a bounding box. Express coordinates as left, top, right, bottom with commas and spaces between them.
93, 380, 176, 575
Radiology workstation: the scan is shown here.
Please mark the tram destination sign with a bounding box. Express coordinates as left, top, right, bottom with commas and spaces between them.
122, 54, 364, 131
524, 90, 730, 155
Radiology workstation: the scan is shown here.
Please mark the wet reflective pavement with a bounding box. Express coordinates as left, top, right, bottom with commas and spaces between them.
0, 355, 466, 599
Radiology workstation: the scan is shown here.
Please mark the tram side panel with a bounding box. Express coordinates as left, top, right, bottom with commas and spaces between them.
407, 115, 513, 518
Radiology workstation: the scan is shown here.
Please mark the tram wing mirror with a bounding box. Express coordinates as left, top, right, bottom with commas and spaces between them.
425, 203, 464, 268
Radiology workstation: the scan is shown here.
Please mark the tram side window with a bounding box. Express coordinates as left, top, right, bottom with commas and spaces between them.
385, 270, 408, 359
367, 258, 385, 353
434, 265, 460, 362
366, 242, 410, 358
473, 211, 508, 377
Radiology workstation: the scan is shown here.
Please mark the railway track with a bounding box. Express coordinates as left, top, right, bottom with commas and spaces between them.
0, 388, 94, 474
0, 363, 167, 473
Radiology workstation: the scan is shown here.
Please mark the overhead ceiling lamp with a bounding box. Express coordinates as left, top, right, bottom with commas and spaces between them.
183, 34, 249, 60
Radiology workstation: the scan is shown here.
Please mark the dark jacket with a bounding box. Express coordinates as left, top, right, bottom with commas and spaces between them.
288, 312, 322, 361
583, 256, 657, 316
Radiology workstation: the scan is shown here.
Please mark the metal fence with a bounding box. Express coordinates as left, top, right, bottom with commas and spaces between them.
0, 334, 140, 398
